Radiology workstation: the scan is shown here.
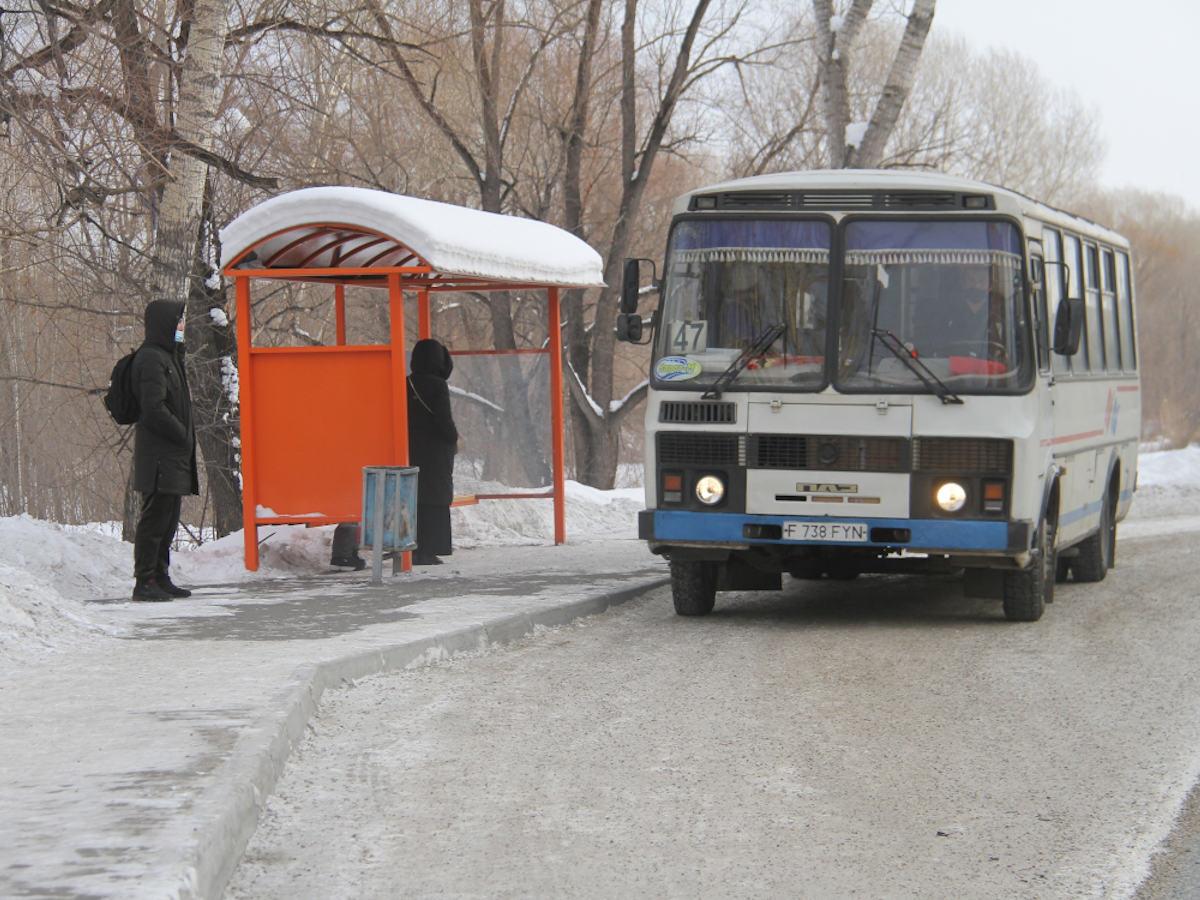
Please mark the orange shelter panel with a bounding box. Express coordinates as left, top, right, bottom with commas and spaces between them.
248, 347, 395, 520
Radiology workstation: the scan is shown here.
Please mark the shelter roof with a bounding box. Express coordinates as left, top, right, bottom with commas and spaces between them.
220, 187, 605, 288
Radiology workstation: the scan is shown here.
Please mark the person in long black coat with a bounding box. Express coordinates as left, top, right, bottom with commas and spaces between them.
130, 298, 199, 600
407, 339, 458, 565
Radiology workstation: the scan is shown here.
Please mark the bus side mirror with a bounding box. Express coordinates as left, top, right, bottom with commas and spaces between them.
1053, 297, 1084, 355
616, 313, 643, 342
621, 257, 659, 314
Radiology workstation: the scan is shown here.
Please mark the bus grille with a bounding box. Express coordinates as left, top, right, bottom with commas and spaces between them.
658, 432, 740, 466
913, 437, 1012, 473
658, 433, 1012, 474
659, 401, 736, 424
747, 435, 909, 472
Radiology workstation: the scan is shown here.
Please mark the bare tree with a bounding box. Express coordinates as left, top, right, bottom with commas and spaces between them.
1081, 189, 1200, 447
559, 0, 793, 488
0, 0, 271, 535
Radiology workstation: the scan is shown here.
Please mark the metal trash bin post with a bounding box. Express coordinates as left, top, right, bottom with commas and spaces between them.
361, 466, 419, 584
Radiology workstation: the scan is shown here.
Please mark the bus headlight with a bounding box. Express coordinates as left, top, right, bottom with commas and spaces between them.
935, 481, 967, 512
695, 475, 726, 506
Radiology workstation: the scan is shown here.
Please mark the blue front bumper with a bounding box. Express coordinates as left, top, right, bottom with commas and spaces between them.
640, 509, 1028, 554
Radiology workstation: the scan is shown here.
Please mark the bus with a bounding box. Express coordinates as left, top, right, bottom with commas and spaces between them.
617, 170, 1140, 622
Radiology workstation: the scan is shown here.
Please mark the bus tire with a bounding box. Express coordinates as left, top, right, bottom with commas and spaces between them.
1073, 483, 1116, 583
670, 560, 717, 616
1002, 515, 1056, 622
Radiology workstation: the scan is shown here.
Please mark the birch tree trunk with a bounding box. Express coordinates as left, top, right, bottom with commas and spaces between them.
814, 0, 935, 170
851, 0, 936, 167
814, 0, 872, 168
149, 0, 229, 300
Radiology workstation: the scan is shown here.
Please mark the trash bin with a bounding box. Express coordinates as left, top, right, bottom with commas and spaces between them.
361, 466, 418, 583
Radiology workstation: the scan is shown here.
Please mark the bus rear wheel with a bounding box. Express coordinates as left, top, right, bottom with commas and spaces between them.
1073, 484, 1116, 583
670, 560, 717, 616
1002, 515, 1056, 622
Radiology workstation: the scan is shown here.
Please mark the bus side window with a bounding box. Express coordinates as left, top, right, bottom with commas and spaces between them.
1084, 243, 1104, 373
1063, 233, 1087, 374
1045, 229, 1069, 376
1028, 242, 1049, 370
1101, 248, 1120, 371
1117, 251, 1137, 371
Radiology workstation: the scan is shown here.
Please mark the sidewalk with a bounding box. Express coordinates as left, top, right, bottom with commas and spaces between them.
0, 539, 666, 899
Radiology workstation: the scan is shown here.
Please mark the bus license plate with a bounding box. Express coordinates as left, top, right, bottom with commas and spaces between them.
781, 521, 869, 543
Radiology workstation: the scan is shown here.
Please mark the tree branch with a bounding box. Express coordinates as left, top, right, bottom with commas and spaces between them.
366, 0, 483, 191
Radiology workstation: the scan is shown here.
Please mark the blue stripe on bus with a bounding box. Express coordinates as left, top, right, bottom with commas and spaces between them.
1058, 500, 1102, 527
650, 510, 1011, 551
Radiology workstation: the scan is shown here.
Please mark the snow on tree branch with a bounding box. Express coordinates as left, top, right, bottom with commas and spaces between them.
567, 358, 604, 421
609, 379, 649, 415
450, 385, 505, 414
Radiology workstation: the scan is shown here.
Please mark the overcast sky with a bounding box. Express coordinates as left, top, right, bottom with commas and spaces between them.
933, 0, 1200, 212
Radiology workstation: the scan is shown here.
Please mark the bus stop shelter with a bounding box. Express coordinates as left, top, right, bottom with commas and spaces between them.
219, 187, 605, 571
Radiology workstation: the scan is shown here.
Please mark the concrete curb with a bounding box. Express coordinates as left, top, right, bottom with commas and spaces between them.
181, 577, 668, 899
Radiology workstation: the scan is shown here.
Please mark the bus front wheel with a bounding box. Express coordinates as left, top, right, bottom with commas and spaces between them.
670, 560, 717, 616
1002, 515, 1056, 622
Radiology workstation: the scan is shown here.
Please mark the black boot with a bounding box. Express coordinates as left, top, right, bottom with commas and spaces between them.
330, 523, 367, 569
132, 577, 173, 602
412, 554, 443, 566
158, 575, 192, 598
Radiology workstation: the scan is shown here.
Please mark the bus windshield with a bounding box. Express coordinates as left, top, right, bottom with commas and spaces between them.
655, 219, 830, 390
836, 220, 1033, 393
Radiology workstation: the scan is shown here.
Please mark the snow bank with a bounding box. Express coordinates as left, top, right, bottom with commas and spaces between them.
0, 563, 114, 662
172, 525, 339, 584
1131, 444, 1200, 520
451, 479, 642, 548
0, 517, 127, 662
0, 516, 131, 602
1138, 443, 1200, 488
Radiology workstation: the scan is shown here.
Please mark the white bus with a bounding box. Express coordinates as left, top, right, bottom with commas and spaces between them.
618, 170, 1140, 621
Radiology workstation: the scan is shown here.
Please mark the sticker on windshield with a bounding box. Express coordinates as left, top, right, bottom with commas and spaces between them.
654, 356, 703, 381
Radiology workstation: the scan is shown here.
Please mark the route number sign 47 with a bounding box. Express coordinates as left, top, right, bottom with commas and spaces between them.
668, 320, 708, 354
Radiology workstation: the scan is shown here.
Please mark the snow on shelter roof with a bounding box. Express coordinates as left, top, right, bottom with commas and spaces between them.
220, 187, 605, 288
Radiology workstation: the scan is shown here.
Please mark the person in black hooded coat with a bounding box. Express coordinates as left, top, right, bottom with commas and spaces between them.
129, 298, 199, 600
407, 339, 458, 565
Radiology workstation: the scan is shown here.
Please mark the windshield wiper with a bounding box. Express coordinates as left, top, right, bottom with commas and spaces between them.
701, 323, 787, 399
870, 329, 964, 405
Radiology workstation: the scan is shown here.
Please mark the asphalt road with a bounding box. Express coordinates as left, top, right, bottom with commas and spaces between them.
227, 526, 1200, 899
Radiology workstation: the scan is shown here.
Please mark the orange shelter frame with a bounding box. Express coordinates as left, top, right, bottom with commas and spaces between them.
223, 223, 570, 573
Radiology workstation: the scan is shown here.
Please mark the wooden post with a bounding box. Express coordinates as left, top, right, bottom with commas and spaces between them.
548, 287, 566, 544
388, 273, 412, 573
234, 275, 259, 571
335, 283, 347, 345
418, 288, 431, 339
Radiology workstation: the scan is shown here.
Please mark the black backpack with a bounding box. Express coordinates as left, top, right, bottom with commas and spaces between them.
104, 348, 141, 426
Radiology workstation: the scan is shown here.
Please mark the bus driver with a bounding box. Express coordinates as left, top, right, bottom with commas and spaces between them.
921, 266, 1006, 365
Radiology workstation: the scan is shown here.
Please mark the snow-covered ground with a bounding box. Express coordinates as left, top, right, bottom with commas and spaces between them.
1131, 443, 1200, 517
1, 445, 1196, 665
0, 480, 645, 664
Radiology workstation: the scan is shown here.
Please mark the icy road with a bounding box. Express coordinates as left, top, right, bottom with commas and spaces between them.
228, 524, 1200, 899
